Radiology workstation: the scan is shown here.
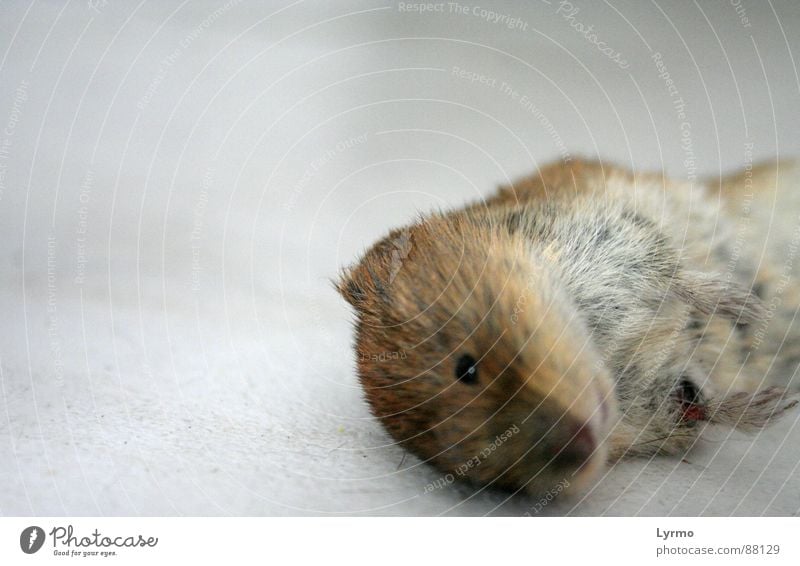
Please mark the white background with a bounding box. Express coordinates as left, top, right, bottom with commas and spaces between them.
0, 0, 799, 516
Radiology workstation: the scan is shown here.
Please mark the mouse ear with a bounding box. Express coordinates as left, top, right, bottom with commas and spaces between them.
335, 267, 368, 311
334, 257, 393, 314
335, 227, 415, 312
674, 271, 765, 324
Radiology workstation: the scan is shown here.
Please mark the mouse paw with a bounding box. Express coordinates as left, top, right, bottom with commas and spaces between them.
705, 386, 799, 432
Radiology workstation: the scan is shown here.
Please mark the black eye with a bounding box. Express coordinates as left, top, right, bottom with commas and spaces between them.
677, 377, 701, 405
455, 354, 479, 384
674, 376, 706, 424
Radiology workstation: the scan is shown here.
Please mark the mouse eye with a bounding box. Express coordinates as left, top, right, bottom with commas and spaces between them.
674, 377, 705, 423
455, 354, 478, 384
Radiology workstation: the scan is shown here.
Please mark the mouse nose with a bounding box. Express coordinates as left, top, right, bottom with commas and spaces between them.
551, 424, 596, 470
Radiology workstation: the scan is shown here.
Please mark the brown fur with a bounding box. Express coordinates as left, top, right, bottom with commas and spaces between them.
337, 158, 800, 497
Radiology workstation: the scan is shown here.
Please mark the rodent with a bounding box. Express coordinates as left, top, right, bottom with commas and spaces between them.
336, 158, 800, 497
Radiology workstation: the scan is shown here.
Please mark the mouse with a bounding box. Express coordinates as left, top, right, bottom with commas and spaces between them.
336, 158, 800, 497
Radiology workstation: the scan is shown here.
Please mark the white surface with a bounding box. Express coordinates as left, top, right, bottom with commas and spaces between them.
1, 0, 799, 516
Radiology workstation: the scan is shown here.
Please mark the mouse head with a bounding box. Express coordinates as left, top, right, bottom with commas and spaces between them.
337, 213, 619, 496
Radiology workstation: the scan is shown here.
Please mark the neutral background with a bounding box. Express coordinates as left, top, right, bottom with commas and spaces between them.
1, 0, 799, 516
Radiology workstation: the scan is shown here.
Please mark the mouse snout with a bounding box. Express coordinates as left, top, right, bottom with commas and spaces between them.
551, 423, 596, 470
502, 402, 608, 496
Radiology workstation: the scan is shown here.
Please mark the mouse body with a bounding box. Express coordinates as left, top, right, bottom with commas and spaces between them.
337, 159, 799, 496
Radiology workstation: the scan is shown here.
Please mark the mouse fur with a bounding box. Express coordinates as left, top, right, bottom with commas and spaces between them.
336, 158, 800, 497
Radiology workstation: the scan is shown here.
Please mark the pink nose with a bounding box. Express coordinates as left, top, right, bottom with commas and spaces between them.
553, 424, 595, 470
